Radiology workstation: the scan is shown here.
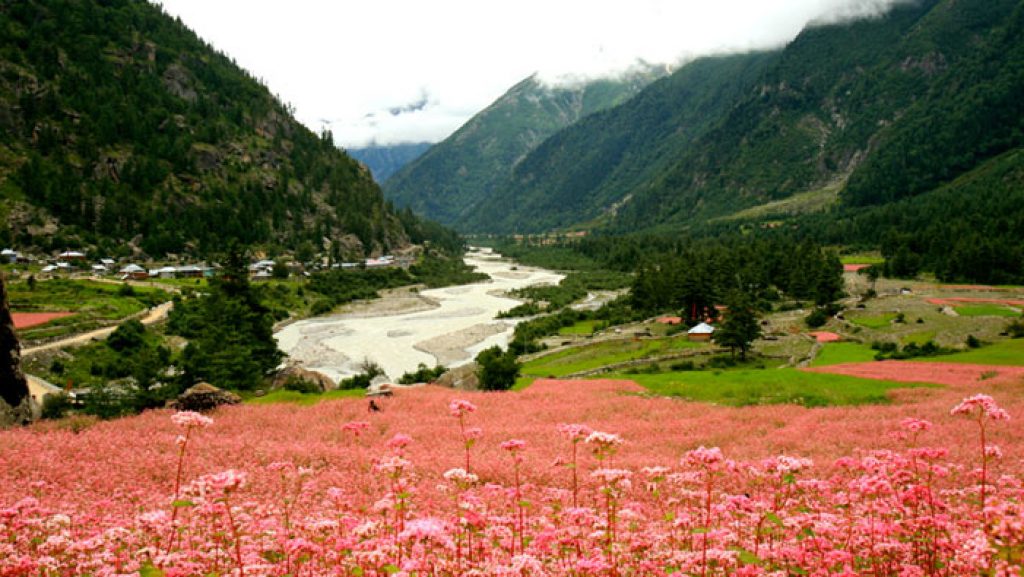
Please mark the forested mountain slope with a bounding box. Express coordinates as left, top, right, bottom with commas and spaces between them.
427, 0, 1022, 238
382, 69, 665, 226
0, 0, 459, 259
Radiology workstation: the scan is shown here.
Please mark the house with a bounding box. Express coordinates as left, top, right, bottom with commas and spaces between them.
91, 264, 108, 274
656, 316, 683, 325
100, 258, 116, 267
687, 322, 715, 342
119, 264, 148, 280
40, 264, 59, 273
58, 250, 87, 261
153, 266, 177, 279
252, 269, 272, 282
1, 248, 18, 264
176, 265, 207, 279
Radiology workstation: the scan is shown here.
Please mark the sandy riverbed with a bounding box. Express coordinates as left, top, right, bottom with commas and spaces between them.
275, 249, 564, 383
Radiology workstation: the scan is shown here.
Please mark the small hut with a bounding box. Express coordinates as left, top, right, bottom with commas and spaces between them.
687, 322, 715, 342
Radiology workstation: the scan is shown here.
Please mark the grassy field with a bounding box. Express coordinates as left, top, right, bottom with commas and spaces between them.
244, 388, 366, 405
557, 320, 604, 335
901, 330, 937, 345
840, 253, 885, 265
848, 312, 898, 329
809, 342, 878, 366
922, 338, 1024, 366
615, 367, 932, 407
8, 279, 170, 342
521, 336, 708, 379
954, 304, 1020, 317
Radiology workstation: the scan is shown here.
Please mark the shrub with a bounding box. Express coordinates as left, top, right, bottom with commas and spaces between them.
966, 334, 982, 349
282, 376, 321, 394
805, 307, 829, 328
40, 393, 71, 420
475, 346, 520, 391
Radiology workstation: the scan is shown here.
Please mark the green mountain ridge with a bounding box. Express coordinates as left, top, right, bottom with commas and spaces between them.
0, 0, 458, 259
413, 0, 1022, 240
382, 68, 667, 225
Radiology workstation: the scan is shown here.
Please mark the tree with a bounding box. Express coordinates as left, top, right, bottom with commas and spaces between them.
0, 275, 32, 426
475, 346, 520, 391
714, 289, 762, 360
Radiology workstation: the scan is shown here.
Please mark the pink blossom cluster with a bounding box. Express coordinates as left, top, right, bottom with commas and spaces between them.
0, 379, 1020, 575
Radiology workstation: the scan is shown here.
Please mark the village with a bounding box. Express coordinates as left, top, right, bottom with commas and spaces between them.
2, 247, 409, 282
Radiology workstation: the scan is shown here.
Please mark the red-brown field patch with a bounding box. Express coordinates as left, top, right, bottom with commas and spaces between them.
808, 330, 841, 342
842, 263, 870, 272
11, 311, 74, 329
926, 296, 1024, 307
804, 359, 1024, 387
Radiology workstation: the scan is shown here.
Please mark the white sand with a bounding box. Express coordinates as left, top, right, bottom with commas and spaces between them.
275, 249, 563, 383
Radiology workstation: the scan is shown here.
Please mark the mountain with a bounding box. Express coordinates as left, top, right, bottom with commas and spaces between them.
382, 68, 667, 226
464, 52, 779, 233
427, 0, 1022, 237
0, 0, 458, 259
347, 142, 431, 183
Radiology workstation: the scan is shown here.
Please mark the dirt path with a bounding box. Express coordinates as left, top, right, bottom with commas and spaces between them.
22, 301, 174, 357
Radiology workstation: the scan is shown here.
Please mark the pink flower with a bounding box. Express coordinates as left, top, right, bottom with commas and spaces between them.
342, 421, 370, 436
171, 411, 213, 428
464, 427, 483, 440
557, 423, 593, 442
901, 417, 933, 432
198, 469, 247, 492
449, 399, 477, 418
585, 430, 623, 447
386, 433, 414, 450
501, 439, 526, 452
951, 394, 1011, 421
684, 446, 725, 467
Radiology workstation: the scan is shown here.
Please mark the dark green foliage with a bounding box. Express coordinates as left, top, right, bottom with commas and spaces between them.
714, 290, 762, 360
337, 360, 385, 390
398, 363, 446, 385
966, 335, 982, 348
40, 393, 71, 420
271, 260, 289, 280
117, 283, 135, 297
475, 346, 520, 391
872, 340, 953, 360
0, 0, 454, 257
1006, 318, 1024, 339
106, 319, 146, 352
167, 248, 282, 390
805, 308, 830, 328
282, 376, 321, 394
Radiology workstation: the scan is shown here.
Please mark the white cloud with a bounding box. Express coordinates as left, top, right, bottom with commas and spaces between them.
154, 0, 909, 147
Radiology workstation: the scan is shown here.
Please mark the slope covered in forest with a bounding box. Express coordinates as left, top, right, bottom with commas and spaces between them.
0, 0, 460, 259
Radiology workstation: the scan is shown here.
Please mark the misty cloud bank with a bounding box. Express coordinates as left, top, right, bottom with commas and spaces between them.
158, 0, 913, 147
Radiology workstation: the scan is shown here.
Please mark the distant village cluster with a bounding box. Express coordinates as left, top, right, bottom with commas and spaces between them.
2, 247, 408, 281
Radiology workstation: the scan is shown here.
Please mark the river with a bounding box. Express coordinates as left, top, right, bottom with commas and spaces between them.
274, 248, 564, 383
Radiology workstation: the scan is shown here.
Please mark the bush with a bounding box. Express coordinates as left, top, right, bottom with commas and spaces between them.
398, 363, 446, 384
40, 393, 71, 420
1007, 318, 1024, 339
118, 283, 135, 297
475, 346, 520, 391
669, 360, 695, 371
805, 308, 829, 328
966, 334, 982, 349
107, 319, 146, 352
282, 376, 321, 394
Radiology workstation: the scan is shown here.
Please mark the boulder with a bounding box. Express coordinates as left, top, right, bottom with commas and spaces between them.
172, 382, 240, 413
270, 365, 335, 392
434, 363, 480, 391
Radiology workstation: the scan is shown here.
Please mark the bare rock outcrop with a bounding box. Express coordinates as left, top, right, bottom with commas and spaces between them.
270, 365, 335, 392
434, 363, 480, 391
0, 275, 33, 427
172, 382, 241, 413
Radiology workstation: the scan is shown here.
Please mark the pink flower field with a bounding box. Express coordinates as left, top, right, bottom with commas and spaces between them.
2, 377, 1023, 576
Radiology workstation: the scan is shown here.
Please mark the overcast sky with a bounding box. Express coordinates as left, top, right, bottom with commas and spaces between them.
154, 0, 906, 148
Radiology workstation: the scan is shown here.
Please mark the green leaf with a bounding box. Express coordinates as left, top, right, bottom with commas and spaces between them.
171, 499, 196, 508
764, 512, 784, 527
383, 565, 400, 574
734, 548, 762, 566
139, 563, 166, 577
691, 527, 709, 534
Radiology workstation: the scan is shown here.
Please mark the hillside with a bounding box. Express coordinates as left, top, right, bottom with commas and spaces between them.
347, 142, 431, 183
382, 69, 665, 226
0, 0, 458, 259
424, 0, 1022, 238
463, 52, 779, 233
